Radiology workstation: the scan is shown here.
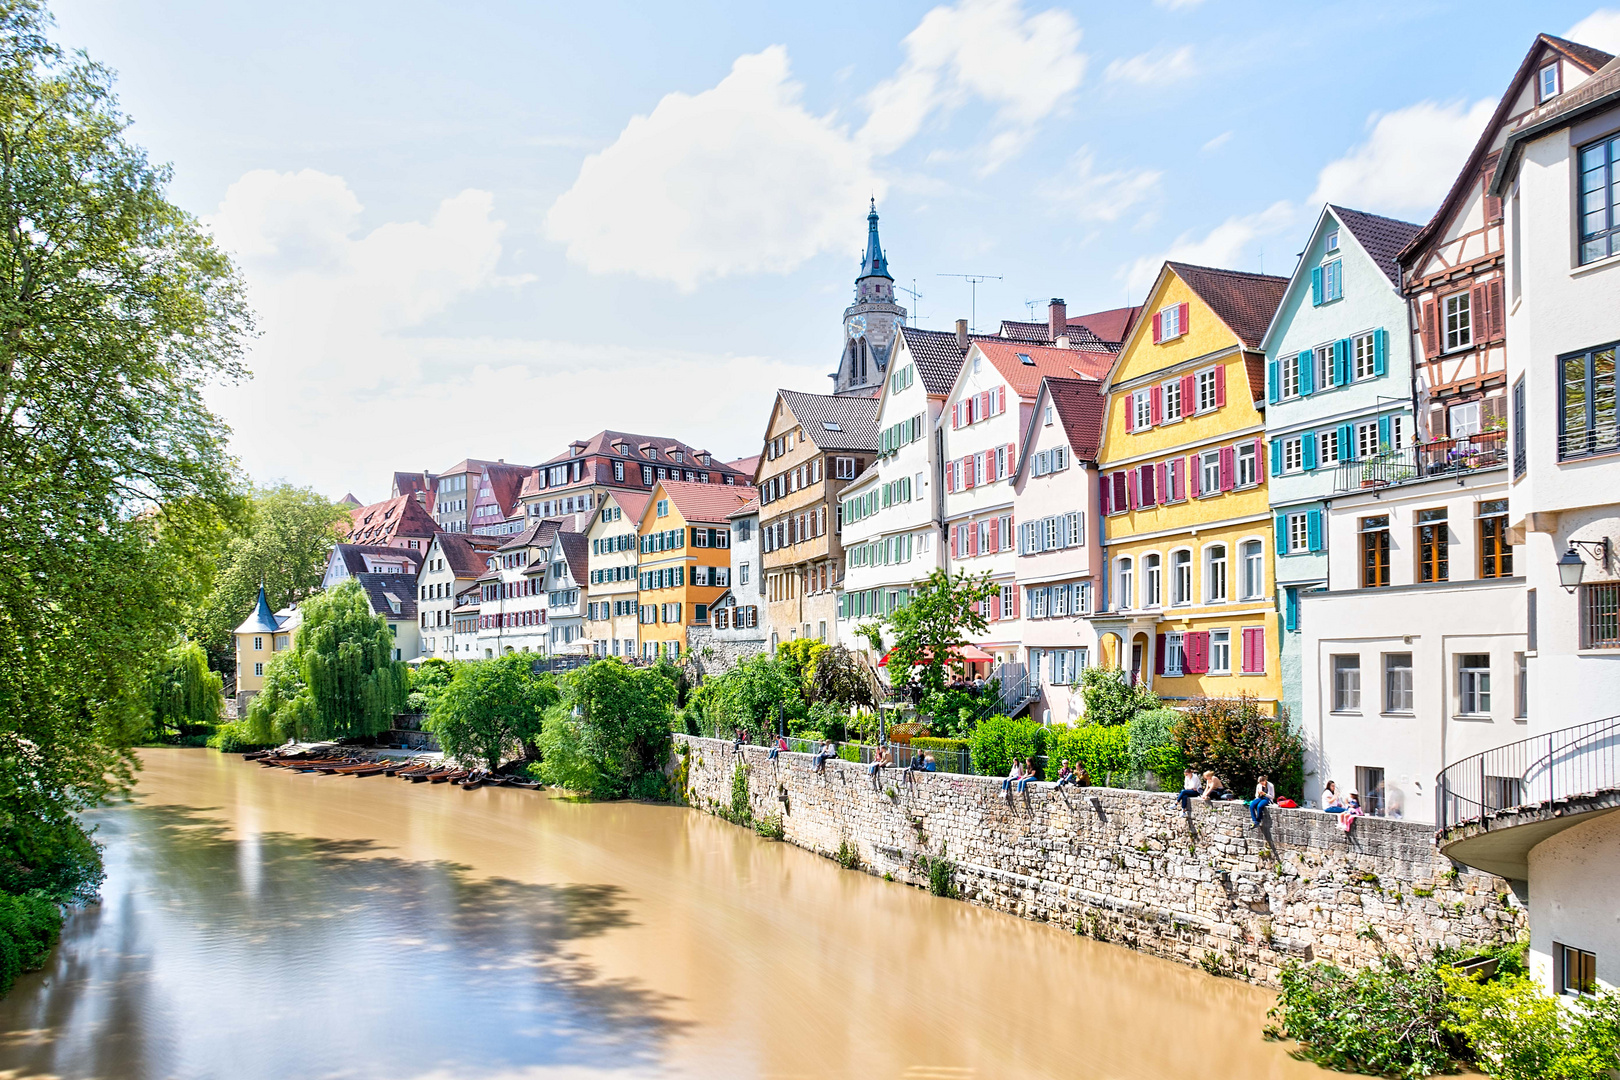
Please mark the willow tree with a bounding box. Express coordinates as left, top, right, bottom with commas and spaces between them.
0, 3, 249, 899
291, 580, 408, 740
146, 642, 224, 740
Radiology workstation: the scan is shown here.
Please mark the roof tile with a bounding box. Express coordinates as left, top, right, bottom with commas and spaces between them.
1165, 262, 1289, 350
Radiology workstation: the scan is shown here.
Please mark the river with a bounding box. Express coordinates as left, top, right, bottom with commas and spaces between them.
0, 749, 1329, 1079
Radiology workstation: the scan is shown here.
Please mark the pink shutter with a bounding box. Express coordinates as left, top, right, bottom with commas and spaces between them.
1100, 475, 1112, 515
1214, 364, 1227, 407
1124, 396, 1135, 433
1152, 311, 1163, 344
979, 391, 991, 420
1188, 454, 1201, 498
1151, 385, 1163, 425
1219, 446, 1235, 491
1253, 438, 1265, 482
1113, 472, 1127, 511
1128, 468, 1139, 509
1157, 462, 1170, 504
1008, 587, 1019, 618
968, 523, 978, 557
990, 592, 1002, 621
1181, 374, 1195, 413
989, 516, 1000, 552
1007, 444, 1017, 478
964, 457, 975, 489
1177, 302, 1189, 336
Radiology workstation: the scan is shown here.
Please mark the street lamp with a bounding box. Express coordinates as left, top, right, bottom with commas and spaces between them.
1558, 538, 1611, 593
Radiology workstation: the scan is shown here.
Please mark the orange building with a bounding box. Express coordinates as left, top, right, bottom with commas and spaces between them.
636, 480, 756, 660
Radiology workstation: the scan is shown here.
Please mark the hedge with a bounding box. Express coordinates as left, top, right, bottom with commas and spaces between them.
1044, 724, 1132, 785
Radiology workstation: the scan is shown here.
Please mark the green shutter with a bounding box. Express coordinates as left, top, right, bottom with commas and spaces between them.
1307, 509, 1323, 552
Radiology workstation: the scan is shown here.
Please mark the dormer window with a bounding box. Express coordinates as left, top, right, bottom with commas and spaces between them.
1539, 62, 1560, 102
672, 451, 683, 464
646, 448, 658, 460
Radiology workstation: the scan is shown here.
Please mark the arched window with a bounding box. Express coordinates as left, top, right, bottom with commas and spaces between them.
859, 338, 869, 381
1241, 540, 1265, 599
1143, 553, 1162, 608
847, 341, 858, 382
1116, 556, 1134, 611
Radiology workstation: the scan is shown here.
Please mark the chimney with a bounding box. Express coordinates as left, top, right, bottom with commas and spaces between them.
1048, 298, 1067, 342
955, 318, 969, 347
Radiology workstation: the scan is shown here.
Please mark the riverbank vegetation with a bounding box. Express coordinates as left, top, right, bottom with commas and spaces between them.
1266, 944, 1620, 1079
426, 654, 557, 770
0, 0, 256, 986
538, 659, 676, 799
145, 642, 226, 747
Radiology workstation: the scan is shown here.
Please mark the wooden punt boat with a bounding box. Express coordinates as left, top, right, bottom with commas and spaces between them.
342, 762, 394, 777
428, 769, 466, 784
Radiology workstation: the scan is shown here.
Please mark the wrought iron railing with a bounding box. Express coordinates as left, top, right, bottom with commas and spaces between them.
1435, 714, 1620, 831
1333, 430, 1508, 494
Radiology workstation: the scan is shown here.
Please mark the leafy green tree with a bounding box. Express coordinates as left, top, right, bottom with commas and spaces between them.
881, 569, 996, 695
1442, 970, 1620, 1080
146, 641, 224, 740
190, 484, 348, 671
806, 644, 874, 709
1174, 695, 1303, 798
240, 649, 310, 745
538, 659, 675, 799
1079, 666, 1160, 725
707, 653, 801, 736
426, 654, 557, 769
407, 657, 454, 714
0, 3, 250, 901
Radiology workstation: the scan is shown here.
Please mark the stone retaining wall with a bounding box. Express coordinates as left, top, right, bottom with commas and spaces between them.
678, 735, 1524, 986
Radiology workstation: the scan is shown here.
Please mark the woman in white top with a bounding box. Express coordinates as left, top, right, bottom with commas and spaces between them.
1322, 780, 1346, 813
1249, 774, 1275, 826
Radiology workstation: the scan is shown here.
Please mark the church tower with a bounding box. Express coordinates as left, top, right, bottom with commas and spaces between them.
833, 200, 907, 396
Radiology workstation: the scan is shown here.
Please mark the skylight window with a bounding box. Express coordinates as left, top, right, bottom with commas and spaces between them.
1017, 353, 1035, 365
823, 421, 842, 431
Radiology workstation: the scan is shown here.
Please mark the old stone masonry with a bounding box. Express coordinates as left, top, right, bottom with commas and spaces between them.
677, 736, 1524, 987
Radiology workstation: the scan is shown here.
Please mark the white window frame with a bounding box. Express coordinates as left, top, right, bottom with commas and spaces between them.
835, 457, 856, 479
1538, 62, 1559, 101
1209, 629, 1232, 675
1333, 655, 1362, 712
1144, 552, 1162, 608
1443, 291, 1472, 352
1241, 539, 1264, 599
1450, 401, 1483, 438
1316, 344, 1334, 390
1116, 556, 1134, 611
1196, 368, 1218, 412
1201, 450, 1221, 492
1164, 632, 1185, 676
1133, 390, 1153, 430
1458, 654, 1492, 716
1171, 548, 1193, 606
1356, 420, 1381, 459
1283, 437, 1303, 473
1384, 653, 1414, 713
1281, 351, 1300, 399
1318, 428, 1340, 466
1287, 512, 1309, 554
1160, 303, 1182, 339
1205, 543, 1228, 603
1237, 443, 1257, 487
1353, 332, 1376, 381
1163, 378, 1182, 421
1325, 229, 1339, 252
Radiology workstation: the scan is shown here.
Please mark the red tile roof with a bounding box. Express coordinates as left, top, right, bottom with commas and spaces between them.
556, 531, 589, 583
975, 340, 1114, 400
434, 533, 502, 578
726, 455, 760, 477
728, 496, 760, 519
1165, 262, 1289, 350
343, 494, 440, 547
1067, 305, 1141, 346
479, 464, 529, 516
604, 489, 651, 524
1043, 376, 1107, 460
653, 480, 758, 525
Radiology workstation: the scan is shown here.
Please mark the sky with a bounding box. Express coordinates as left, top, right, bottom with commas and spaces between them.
49, 0, 1620, 503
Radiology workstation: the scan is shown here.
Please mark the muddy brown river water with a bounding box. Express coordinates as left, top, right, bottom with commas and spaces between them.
0, 749, 1332, 1079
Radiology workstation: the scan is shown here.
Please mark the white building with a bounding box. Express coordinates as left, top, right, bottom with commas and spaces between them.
416, 533, 500, 660
475, 520, 556, 657
1013, 376, 1105, 723
584, 491, 647, 659
691, 497, 768, 672
321, 543, 419, 592
546, 532, 590, 654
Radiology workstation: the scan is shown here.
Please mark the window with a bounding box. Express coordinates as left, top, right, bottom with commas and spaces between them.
1443, 291, 1472, 352
1357, 420, 1381, 459
1458, 653, 1491, 715
1319, 259, 1343, 302
1357, 766, 1387, 817
1512, 377, 1527, 476
1318, 428, 1340, 466
252, 636, 263, 651
739, 562, 750, 585
1241, 540, 1264, 599
1202, 450, 1222, 491
1582, 582, 1620, 648
1282, 437, 1303, 473
1164, 632, 1184, 676
1450, 401, 1482, 438
1515, 652, 1527, 718
1361, 515, 1390, 587
656, 499, 669, 517
1333, 656, 1361, 712
1352, 332, 1377, 381
1560, 945, 1598, 996
835, 457, 856, 479
1172, 550, 1192, 605
1116, 557, 1134, 610
1209, 629, 1231, 674
1417, 508, 1449, 583
1144, 553, 1163, 607
1134, 390, 1153, 430
1287, 513, 1309, 554
1539, 62, 1560, 101
1281, 351, 1300, 399
1044, 403, 1054, 425
1197, 368, 1218, 412
1163, 378, 1182, 421
1159, 303, 1181, 339
1479, 500, 1513, 578
1237, 443, 1257, 486
1206, 544, 1227, 602
1580, 136, 1620, 263
1559, 344, 1618, 460
253, 662, 264, 677
1325, 229, 1339, 252
1316, 344, 1334, 390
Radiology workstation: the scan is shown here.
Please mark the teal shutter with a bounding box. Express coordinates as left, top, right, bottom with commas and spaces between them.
1270, 438, 1283, 476
1374, 328, 1388, 376
1285, 588, 1300, 632
1268, 359, 1279, 403
838, 593, 847, 618
1339, 423, 1356, 461
1307, 509, 1323, 552
1302, 432, 1318, 470
1310, 266, 1323, 306
1378, 414, 1391, 450
1334, 339, 1350, 385
1275, 513, 1288, 551
1299, 351, 1314, 395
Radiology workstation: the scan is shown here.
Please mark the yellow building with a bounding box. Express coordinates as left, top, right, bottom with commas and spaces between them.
636, 480, 756, 660
233, 585, 297, 709
1092, 262, 1288, 711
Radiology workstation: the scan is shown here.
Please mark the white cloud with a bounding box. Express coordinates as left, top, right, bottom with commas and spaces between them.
1567, 9, 1620, 54
1041, 147, 1162, 223
1154, 0, 1204, 8
1309, 98, 1496, 217
1202, 130, 1232, 152
860, 0, 1086, 169
207, 170, 805, 498
1105, 46, 1196, 86
1122, 200, 1296, 291
544, 47, 879, 292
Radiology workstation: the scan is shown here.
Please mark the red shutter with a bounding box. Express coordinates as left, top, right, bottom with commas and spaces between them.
953, 402, 962, 428
1187, 631, 1210, 674
1486, 279, 1504, 342
1472, 284, 1488, 341
1178, 302, 1189, 336
1113, 472, 1127, 511
990, 592, 1002, 621
1124, 395, 1135, 433
1219, 446, 1235, 491
1152, 311, 1163, 343
1007, 587, 1019, 619
1188, 454, 1201, 498
1155, 634, 1166, 675
964, 457, 975, 489
1157, 462, 1170, 503
1214, 363, 1227, 407
989, 516, 1000, 552
1170, 458, 1183, 501
1180, 374, 1195, 412
978, 391, 991, 420
1243, 626, 1265, 673
1421, 299, 1438, 358
1151, 385, 1163, 425
1100, 474, 1113, 515
1128, 468, 1139, 509
1007, 444, 1017, 478
1253, 438, 1265, 482
968, 522, 978, 556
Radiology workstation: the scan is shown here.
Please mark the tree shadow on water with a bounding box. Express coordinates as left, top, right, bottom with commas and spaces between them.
0, 802, 688, 1080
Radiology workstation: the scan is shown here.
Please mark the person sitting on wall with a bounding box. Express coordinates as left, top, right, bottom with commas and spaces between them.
867, 744, 891, 788
1001, 760, 1023, 792
1322, 780, 1346, 813
922, 752, 938, 772
1015, 757, 1039, 794
768, 735, 789, 761
1176, 768, 1203, 812
813, 740, 836, 773
1249, 774, 1275, 827
1340, 792, 1363, 832
1053, 759, 1075, 789
1074, 762, 1091, 788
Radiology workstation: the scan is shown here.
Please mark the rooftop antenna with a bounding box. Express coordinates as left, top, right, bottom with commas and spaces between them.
937, 273, 1002, 332
1023, 298, 1043, 320
897, 278, 924, 323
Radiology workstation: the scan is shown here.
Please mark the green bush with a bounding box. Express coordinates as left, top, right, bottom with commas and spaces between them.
536, 660, 676, 799
1080, 666, 1160, 725
910, 736, 970, 755
969, 715, 1040, 777
1044, 724, 1132, 785
0, 815, 105, 904
1127, 708, 1186, 788
1266, 959, 1455, 1077
1175, 695, 1304, 799
1443, 971, 1620, 1080
919, 687, 981, 737
207, 720, 273, 754
0, 893, 62, 998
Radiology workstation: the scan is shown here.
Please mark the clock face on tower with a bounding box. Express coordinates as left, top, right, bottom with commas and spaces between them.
846, 314, 867, 339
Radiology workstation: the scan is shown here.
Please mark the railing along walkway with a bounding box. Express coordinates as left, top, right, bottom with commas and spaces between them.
1436, 714, 1620, 830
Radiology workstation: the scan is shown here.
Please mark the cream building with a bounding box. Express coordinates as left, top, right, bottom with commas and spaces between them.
584, 491, 648, 658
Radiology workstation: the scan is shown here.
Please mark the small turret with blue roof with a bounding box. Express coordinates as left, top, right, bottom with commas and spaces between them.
834, 199, 907, 396
236, 584, 281, 636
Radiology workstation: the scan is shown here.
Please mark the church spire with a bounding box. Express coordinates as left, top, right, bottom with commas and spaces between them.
858, 198, 891, 282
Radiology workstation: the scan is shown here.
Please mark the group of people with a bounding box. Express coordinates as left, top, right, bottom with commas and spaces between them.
1174, 770, 1367, 831
999, 758, 1091, 795
1321, 781, 1365, 831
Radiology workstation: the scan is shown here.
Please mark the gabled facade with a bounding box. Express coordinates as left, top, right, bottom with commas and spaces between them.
1014, 376, 1105, 723
941, 339, 1114, 668
546, 532, 590, 654
1260, 205, 1423, 722
757, 390, 878, 648
474, 520, 557, 657
233, 586, 298, 706
1091, 262, 1287, 708
636, 480, 754, 659
688, 497, 767, 672
583, 490, 648, 659
1398, 35, 1613, 444
433, 459, 509, 535
468, 463, 531, 537
417, 533, 500, 659
321, 543, 421, 592
345, 493, 439, 550
519, 430, 751, 533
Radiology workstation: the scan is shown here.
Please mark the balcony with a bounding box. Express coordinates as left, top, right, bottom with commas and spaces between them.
1332, 429, 1507, 494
